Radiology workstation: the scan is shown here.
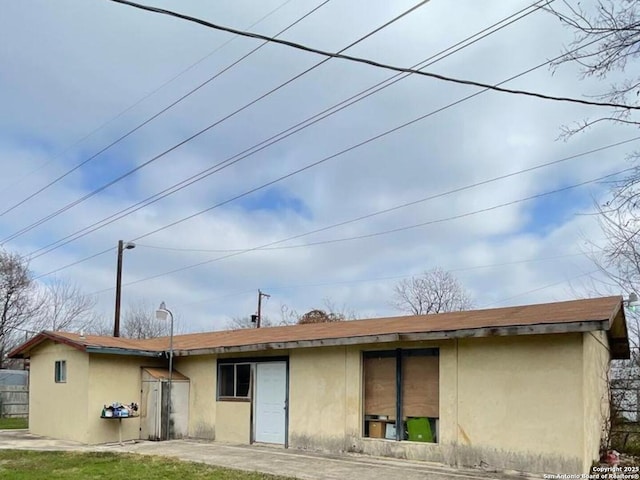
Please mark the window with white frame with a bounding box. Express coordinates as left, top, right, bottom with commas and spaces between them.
218, 363, 251, 399
54, 360, 67, 383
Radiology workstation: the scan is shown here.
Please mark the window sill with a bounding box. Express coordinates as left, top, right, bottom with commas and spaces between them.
217, 397, 250, 403
360, 437, 439, 445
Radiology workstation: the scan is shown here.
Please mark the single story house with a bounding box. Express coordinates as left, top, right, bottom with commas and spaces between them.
9, 296, 630, 475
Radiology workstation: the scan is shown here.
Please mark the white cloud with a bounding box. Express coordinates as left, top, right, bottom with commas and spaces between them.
0, 0, 635, 333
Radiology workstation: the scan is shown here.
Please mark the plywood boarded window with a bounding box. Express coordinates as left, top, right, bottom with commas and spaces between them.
363, 348, 439, 442
364, 355, 396, 417
402, 352, 439, 418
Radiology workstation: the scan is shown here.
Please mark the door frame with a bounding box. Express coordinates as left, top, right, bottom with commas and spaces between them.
217, 356, 289, 447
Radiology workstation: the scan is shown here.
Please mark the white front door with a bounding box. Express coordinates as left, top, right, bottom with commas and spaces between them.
254, 362, 287, 444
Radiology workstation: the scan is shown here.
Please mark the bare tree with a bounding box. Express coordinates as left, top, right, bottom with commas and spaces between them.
32, 279, 98, 332
0, 250, 43, 367
279, 303, 299, 326
224, 298, 357, 330
224, 316, 273, 330
546, 2, 640, 454
584, 199, 640, 346
546, 1, 640, 136
121, 300, 169, 339
574, 198, 640, 455
83, 314, 113, 336
391, 267, 473, 315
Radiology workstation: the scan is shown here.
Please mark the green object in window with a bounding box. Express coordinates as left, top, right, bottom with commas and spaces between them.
406, 417, 432, 442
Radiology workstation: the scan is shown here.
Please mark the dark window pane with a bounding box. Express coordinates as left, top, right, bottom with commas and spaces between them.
55, 360, 66, 383
219, 364, 235, 397
236, 364, 251, 397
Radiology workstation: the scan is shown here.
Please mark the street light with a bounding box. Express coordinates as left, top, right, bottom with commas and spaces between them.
155, 301, 174, 440
113, 240, 136, 337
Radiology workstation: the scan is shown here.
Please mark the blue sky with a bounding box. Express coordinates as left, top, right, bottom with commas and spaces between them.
236, 187, 312, 218
0, 0, 636, 332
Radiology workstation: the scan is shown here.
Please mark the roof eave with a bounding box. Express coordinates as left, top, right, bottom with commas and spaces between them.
175, 319, 610, 356
7, 331, 87, 359
607, 301, 630, 359
85, 346, 164, 358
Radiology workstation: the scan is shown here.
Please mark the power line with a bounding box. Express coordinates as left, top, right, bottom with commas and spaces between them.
85, 166, 630, 294
34, 138, 615, 281
26, 0, 549, 259
1, 0, 429, 246
122, 98, 635, 246
31, 37, 592, 260
0, 0, 296, 198
33, 247, 116, 281
175, 250, 593, 308
127, 136, 639, 253
481, 269, 600, 308
109, 0, 640, 111
278, 169, 631, 251
30, 31, 624, 277
0, 0, 332, 227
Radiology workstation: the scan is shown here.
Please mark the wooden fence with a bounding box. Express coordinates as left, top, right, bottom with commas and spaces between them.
0, 385, 28, 418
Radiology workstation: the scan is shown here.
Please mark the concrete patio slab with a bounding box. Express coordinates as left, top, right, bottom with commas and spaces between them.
0, 430, 531, 480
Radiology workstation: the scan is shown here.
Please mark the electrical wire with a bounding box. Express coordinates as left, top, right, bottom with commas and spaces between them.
31, 27, 600, 262
123, 136, 638, 253
1, 0, 429, 245
0, 0, 332, 222
175, 250, 593, 308
109, 0, 640, 111
26, 0, 550, 259
0, 0, 295, 198
78, 166, 631, 292
481, 269, 600, 307
30, 35, 627, 277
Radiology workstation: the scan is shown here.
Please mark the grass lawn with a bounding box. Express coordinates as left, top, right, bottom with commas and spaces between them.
0, 451, 296, 480
0, 417, 28, 429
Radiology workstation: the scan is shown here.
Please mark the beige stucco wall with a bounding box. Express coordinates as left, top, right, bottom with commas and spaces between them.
174, 355, 216, 439
215, 401, 251, 443
287, 334, 603, 474
86, 354, 162, 444
583, 331, 610, 471
28, 342, 90, 443
26, 330, 612, 473
174, 350, 291, 442
288, 341, 453, 463
454, 334, 585, 473
349, 341, 457, 463
289, 347, 350, 451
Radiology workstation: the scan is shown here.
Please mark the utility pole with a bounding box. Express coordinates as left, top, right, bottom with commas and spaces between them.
255, 289, 270, 328
113, 240, 136, 337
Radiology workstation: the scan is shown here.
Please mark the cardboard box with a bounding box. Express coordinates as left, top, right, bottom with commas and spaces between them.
368, 421, 384, 438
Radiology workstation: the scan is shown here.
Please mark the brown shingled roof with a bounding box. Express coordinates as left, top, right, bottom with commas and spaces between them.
8, 295, 628, 359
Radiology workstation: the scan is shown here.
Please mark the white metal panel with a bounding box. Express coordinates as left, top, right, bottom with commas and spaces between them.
254, 362, 286, 444
141, 368, 190, 441
169, 380, 190, 439
140, 379, 161, 440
